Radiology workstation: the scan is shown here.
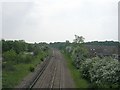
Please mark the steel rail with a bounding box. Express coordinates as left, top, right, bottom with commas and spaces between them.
27, 56, 51, 89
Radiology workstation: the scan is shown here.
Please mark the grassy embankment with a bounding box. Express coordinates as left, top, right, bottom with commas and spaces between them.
3, 50, 52, 88
62, 51, 89, 88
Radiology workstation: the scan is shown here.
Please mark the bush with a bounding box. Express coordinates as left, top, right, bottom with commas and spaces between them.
79, 58, 93, 79
29, 66, 35, 72
3, 49, 17, 63
72, 45, 88, 69
24, 54, 32, 63
80, 57, 120, 88
3, 61, 16, 71
41, 58, 44, 61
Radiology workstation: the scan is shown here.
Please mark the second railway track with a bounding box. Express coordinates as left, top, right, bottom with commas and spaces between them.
32, 50, 62, 88
18, 49, 75, 89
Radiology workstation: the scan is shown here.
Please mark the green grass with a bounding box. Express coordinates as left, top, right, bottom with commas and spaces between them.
2, 50, 52, 88
62, 51, 89, 88
3, 58, 42, 88
3, 64, 31, 88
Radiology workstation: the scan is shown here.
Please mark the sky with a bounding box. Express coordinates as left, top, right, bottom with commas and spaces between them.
0, 0, 119, 43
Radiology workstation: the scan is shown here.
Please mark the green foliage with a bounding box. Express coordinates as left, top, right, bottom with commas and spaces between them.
13, 40, 27, 54
3, 51, 33, 65
2, 50, 50, 88
80, 57, 120, 88
50, 42, 66, 50
72, 45, 88, 68
60, 35, 120, 88
25, 54, 33, 63
3, 49, 17, 63
0, 40, 2, 55
27, 44, 34, 52
73, 35, 85, 44
62, 51, 89, 88
3, 61, 16, 71
85, 41, 119, 46
29, 65, 35, 72
33, 46, 40, 55
3, 64, 32, 88
41, 57, 44, 61
2, 39, 50, 88
2, 40, 27, 54
71, 35, 88, 69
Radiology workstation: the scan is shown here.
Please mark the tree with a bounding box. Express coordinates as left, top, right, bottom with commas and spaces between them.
13, 40, 27, 54
80, 57, 120, 88
2, 40, 27, 54
72, 35, 88, 69
73, 35, 85, 44
3, 49, 17, 63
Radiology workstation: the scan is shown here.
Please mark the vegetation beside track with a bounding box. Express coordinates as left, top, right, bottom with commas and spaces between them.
52, 35, 120, 88
62, 51, 89, 88
2, 40, 51, 88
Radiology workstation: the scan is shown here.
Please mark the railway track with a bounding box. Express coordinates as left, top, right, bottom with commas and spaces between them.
25, 49, 59, 89
35, 56, 56, 88
17, 49, 74, 89
28, 56, 51, 89
32, 50, 62, 88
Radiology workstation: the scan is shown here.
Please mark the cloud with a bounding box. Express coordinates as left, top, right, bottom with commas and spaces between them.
2, 2, 33, 38
1, 0, 119, 43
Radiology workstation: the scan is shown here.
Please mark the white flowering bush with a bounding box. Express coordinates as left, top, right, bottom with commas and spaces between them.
79, 58, 93, 79
72, 45, 88, 69
80, 57, 120, 88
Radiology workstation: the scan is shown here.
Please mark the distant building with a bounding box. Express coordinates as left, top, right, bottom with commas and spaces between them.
85, 45, 118, 59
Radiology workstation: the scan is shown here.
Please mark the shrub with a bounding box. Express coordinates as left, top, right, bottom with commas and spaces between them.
24, 54, 32, 63
29, 66, 35, 72
80, 57, 120, 88
72, 45, 88, 69
41, 58, 44, 61
3, 61, 16, 71
3, 49, 17, 63
79, 58, 93, 79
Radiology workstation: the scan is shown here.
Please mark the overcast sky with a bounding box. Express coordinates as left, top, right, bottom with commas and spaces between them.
0, 0, 119, 43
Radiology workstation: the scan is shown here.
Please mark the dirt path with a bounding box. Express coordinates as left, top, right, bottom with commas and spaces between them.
16, 49, 75, 88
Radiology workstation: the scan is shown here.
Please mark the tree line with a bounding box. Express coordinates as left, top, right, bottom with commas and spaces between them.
50, 35, 120, 88
2, 39, 49, 71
